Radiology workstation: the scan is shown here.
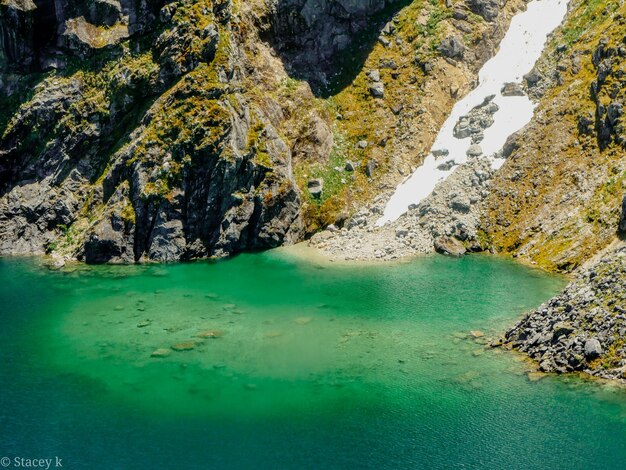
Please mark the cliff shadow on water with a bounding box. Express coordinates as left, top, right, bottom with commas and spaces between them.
264, 0, 413, 98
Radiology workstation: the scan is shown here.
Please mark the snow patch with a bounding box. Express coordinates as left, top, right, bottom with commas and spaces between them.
378, 0, 569, 226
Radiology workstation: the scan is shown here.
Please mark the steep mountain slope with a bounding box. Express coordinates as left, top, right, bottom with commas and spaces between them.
0, 0, 525, 263
480, 0, 626, 381
482, 0, 626, 272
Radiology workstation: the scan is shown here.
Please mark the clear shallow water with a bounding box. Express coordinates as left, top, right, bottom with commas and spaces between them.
0, 250, 625, 469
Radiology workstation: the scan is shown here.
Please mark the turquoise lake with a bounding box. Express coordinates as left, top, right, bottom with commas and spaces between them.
0, 248, 625, 469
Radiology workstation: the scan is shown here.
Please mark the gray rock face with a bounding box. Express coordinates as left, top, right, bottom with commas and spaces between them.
0, 0, 304, 263
591, 38, 626, 149
454, 95, 498, 144
439, 35, 465, 60
620, 196, 626, 232
0, 1, 37, 70
264, 0, 408, 92
466, 0, 500, 21
84, 183, 135, 264
504, 245, 626, 383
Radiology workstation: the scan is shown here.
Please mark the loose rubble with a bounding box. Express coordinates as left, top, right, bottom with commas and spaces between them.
504, 245, 626, 383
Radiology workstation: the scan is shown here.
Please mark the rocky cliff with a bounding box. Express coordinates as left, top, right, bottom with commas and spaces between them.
0, 0, 310, 263
0, 0, 524, 262
480, 0, 626, 382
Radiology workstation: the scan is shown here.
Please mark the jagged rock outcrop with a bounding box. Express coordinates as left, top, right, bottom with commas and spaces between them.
263, 0, 411, 91
0, 0, 166, 70
588, 37, 626, 149
504, 244, 626, 383
0, 0, 304, 262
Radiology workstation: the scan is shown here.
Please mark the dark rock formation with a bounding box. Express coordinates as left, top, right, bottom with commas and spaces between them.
0, 1, 37, 71
262, 0, 411, 94
0, 0, 303, 263
0, 0, 166, 71
466, 0, 501, 22
590, 37, 626, 149
504, 245, 626, 383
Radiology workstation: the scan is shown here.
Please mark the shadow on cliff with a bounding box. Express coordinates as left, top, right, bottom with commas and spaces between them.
264, 0, 413, 98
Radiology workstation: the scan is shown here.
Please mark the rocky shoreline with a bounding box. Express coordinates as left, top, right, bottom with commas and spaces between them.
309, 148, 495, 261
502, 243, 626, 384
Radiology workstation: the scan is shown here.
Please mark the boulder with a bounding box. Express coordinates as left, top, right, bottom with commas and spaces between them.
466, 0, 500, 21
365, 159, 378, 178
584, 338, 603, 358
307, 179, 324, 198
620, 195, 626, 232
367, 69, 381, 82
552, 322, 575, 340
466, 144, 483, 157
434, 236, 466, 257
439, 35, 465, 59
369, 81, 385, 98
501, 82, 525, 97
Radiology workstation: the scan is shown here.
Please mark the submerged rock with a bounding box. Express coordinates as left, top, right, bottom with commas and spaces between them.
195, 330, 224, 339
150, 348, 171, 358
171, 341, 197, 352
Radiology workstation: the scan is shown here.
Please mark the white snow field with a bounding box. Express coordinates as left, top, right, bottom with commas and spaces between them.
377, 0, 569, 226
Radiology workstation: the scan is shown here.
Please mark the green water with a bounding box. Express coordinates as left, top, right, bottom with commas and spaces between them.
1, 249, 625, 469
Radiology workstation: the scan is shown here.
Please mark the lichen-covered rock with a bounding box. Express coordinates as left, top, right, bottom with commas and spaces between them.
439, 35, 465, 60
620, 196, 626, 233
590, 37, 626, 149
0, 0, 304, 263
434, 236, 466, 257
